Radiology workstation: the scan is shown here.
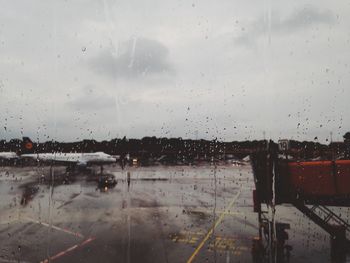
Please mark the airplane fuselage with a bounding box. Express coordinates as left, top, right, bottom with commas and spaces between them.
21, 152, 116, 166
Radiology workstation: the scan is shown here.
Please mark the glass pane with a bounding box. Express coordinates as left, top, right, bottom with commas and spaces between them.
1, 1, 349, 262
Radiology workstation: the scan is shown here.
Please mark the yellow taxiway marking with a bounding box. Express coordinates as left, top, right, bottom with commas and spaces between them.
186, 190, 242, 263
208, 237, 248, 253
171, 232, 249, 253
170, 231, 204, 245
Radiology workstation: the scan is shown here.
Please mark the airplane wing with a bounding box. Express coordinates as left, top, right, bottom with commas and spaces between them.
77, 161, 87, 166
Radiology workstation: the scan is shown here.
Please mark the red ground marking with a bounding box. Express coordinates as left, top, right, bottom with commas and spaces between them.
41, 237, 96, 263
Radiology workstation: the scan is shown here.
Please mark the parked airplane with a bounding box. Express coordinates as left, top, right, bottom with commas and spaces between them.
20, 138, 117, 172
0, 152, 18, 160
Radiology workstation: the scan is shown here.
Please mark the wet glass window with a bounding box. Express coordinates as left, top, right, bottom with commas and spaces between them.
1, 1, 349, 263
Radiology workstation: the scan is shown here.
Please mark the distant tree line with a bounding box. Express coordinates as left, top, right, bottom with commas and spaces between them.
1, 133, 350, 160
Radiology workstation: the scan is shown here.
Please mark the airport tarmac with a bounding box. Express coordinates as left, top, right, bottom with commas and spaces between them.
0, 164, 349, 263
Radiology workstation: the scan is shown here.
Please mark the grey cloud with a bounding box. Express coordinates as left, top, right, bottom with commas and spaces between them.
236, 6, 335, 46
67, 86, 116, 111
89, 37, 174, 79
281, 6, 334, 31
1, 0, 349, 143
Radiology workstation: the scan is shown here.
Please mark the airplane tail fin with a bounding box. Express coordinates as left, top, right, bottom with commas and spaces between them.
21, 137, 34, 154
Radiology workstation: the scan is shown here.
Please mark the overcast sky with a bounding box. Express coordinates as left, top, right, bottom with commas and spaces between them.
1, 0, 349, 143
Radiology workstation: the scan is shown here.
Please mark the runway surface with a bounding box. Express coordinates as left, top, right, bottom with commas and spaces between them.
0, 164, 349, 262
